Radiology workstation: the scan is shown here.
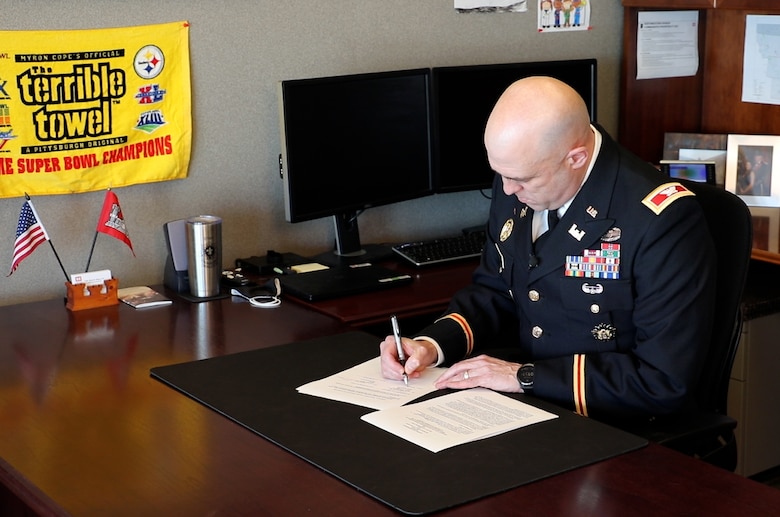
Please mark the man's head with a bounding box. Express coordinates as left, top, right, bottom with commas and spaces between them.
484, 76, 594, 211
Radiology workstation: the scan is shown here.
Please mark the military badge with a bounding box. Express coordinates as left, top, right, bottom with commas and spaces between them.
601, 227, 621, 242
581, 283, 604, 294
500, 218, 513, 242
591, 323, 617, 341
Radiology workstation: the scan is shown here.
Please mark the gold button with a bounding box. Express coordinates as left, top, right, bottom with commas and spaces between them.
590, 304, 600, 314
532, 326, 543, 338
528, 290, 540, 302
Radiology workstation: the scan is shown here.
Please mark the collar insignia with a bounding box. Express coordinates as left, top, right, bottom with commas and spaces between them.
568, 224, 586, 241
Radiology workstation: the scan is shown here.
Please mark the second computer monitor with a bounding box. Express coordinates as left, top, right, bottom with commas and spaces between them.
431, 58, 597, 193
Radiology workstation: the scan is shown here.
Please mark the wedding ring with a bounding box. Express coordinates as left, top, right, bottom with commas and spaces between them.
464, 370, 470, 380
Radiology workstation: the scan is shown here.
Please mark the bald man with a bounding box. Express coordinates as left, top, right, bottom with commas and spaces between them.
381, 77, 716, 419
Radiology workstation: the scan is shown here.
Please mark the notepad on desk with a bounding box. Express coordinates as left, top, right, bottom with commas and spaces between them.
280, 264, 412, 301
289, 262, 330, 273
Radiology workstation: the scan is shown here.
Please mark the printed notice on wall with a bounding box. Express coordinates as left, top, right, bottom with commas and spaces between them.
636, 11, 699, 80
742, 15, 780, 106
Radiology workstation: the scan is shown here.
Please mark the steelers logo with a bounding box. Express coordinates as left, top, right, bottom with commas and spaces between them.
134, 45, 165, 80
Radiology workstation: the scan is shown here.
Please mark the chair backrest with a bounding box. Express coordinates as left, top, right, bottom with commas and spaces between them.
681, 179, 752, 414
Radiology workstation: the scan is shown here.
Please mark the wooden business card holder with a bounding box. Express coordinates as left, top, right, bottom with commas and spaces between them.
65, 278, 119, 311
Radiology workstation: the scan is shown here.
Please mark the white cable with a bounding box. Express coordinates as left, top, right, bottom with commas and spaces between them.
230, 288, 281, 308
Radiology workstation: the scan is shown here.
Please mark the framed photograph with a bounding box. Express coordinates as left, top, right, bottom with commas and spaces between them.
749, 206, 780, 253
725, 134, 780, 207
663, 133, 728, 187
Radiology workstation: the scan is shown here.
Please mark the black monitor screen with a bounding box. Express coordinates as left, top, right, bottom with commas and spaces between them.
279, 68, 432, 227
431, 59, 597, 193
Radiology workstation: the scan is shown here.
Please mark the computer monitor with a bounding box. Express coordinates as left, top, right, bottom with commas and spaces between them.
431, 58, 598, 193
278, 68, 433, 260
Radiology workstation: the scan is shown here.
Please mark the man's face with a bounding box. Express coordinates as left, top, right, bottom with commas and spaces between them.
490, 150, 575, 211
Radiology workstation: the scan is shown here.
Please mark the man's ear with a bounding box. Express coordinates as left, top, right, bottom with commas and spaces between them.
567, 146, 589, 169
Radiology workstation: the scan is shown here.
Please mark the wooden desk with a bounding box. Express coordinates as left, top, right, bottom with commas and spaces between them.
288, 259, 478, 330
2, 290, 780, 516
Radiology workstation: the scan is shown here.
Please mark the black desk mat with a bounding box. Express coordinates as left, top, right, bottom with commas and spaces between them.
150, 331, 647, 515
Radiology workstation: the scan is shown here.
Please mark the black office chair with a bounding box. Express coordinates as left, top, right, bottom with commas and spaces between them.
610, 179, 753, 471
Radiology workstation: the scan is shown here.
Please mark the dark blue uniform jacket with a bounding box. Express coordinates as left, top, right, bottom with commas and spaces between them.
417, 126, 716, 419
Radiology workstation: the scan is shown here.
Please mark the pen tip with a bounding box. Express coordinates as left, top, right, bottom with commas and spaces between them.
403, 373, 408, 385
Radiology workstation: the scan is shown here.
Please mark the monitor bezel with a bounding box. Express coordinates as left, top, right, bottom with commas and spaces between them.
278, 68, 434, 258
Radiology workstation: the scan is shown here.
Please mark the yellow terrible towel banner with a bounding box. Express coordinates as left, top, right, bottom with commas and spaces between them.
0, 21, 191, 197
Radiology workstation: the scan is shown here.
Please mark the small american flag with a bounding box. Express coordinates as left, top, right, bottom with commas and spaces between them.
8, 200, 50, 275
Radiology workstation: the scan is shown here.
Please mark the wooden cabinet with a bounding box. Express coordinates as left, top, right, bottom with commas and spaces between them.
620, 1, 780, 265
620, 1, 780, 165
728, 312, 780, 476
622, 1, 778, 10
622, 0, 714, 7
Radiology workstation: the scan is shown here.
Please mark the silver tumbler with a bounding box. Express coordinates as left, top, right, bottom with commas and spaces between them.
186, 215, 222, 298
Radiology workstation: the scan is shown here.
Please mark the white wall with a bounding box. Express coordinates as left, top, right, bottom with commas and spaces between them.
1, 0, 624, 305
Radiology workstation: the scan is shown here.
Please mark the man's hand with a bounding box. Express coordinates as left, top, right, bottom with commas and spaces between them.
379, 335, 438, 382
434, 355, 523, 393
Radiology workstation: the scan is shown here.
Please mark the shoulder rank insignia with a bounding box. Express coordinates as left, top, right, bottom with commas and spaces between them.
641, 182, 695, 215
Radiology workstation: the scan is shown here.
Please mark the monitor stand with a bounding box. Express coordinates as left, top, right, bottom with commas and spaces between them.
315, 212, 396, 267
313, 243, 396, 268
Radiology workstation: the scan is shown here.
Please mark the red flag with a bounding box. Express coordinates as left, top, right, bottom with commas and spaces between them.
9, 200, 50, 275
97, 190, 135, 256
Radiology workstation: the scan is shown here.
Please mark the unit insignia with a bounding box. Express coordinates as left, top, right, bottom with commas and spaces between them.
591, 323, 617, 341
500, 218, 514, 242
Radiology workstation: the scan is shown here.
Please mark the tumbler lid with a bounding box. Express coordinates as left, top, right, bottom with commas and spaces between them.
187, 215, 222, 225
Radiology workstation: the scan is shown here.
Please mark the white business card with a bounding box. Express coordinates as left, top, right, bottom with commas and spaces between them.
70, 269, 112, 286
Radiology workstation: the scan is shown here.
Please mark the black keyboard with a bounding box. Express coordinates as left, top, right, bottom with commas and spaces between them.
393, 230, 486, 266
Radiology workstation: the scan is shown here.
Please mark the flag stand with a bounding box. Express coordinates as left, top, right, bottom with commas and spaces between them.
49, 240, 70, 282
84, 232, 99, 272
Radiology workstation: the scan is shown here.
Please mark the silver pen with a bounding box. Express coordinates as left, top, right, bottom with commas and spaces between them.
391, 315, 408, 385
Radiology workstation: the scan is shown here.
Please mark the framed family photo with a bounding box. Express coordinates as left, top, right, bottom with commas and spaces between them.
725, 134, 780, 207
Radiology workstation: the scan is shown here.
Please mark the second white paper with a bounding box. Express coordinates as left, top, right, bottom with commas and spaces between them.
361, 388, 558, 453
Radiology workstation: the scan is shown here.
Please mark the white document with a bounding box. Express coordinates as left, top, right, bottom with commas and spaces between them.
636, 11, 699, 80
742, 15, 780, 106
296, 357, 442, 411
361, 388, 558, 453
70, 269, 112, 286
